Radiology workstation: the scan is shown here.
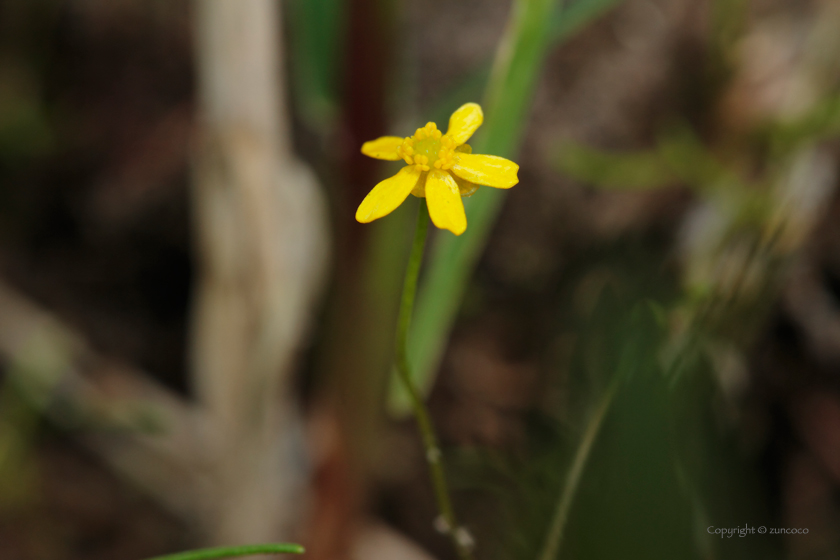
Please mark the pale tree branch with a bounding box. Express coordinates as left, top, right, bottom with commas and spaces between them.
190, 0, 329, 544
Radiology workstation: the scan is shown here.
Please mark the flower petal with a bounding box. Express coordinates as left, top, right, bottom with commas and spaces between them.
446, 103, 483, 145
452, 174, 479, 197
361, 136, 405, 160
451, 153, 519, 188
356, 166, 422, 223
411, 171, 429, 197
426, 169, 467, 235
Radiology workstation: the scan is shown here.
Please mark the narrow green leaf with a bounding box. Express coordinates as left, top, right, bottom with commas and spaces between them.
548, 0, 623, 43
537, 378, 619, 560
287, 0, 344, 130
145, 543, 305, 560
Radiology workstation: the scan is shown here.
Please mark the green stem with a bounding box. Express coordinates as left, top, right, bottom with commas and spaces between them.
395, 200, 474, 560
145, 543, 305, 560
537, 380, 618, 560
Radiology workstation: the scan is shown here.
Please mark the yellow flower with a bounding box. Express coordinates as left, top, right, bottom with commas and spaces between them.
356, 103, 519, 236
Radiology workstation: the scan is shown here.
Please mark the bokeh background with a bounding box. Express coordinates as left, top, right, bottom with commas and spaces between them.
1, 0, 840, 559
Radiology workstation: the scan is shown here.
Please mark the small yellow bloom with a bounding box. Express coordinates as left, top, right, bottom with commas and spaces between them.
356, 103, 519, 236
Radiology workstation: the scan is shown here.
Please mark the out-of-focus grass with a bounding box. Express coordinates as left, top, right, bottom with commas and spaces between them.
0, 378, 39, 512
447, 253, 780, 560
556, 123, 740, 195
0, 65, 53, 165
286, 0, 344, 132
516, 5, 840, 557
556, 143, 677, 190
0, 330, 73, 513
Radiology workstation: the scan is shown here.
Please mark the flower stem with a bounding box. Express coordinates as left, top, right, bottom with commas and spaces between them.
537, 380, 618, 560
395, 199, 474, 560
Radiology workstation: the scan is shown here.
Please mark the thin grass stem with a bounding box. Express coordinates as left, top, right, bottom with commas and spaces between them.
537, 380, 619, 560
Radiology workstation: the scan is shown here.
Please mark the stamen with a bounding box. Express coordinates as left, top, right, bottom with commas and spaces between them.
397, 137, 415, 165
413, 154, 430, 171
405, 124, 456, 170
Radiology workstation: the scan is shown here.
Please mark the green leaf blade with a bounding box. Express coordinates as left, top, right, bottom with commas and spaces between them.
145, 543, 305, 560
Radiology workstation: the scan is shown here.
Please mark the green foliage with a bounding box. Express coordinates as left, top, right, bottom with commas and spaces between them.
654, 125, 736, 191
555, 123, 741, 194
556, 142, 675, 190
458, 267, 777, 560
0, 71, 53, 164
762, 93, 840, 156
0, 377, 40, 512
145, 543, 305, 560
287, 0, 345, 130
548, 0, 622, 43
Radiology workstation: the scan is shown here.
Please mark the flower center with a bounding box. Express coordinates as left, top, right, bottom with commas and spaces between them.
397, 122, 457, 171
413, 137, 441, 165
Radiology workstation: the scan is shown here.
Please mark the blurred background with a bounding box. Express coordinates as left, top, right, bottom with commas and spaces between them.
1, 0, 840, 559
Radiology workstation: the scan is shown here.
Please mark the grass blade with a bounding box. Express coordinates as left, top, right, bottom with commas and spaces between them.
145, 543, 305, 560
